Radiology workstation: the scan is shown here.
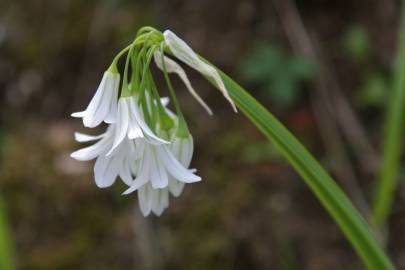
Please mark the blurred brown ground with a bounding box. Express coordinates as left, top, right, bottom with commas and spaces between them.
1, 0, 405, 269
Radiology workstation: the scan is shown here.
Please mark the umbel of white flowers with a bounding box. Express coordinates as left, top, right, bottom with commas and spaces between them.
71, 27, 236, 216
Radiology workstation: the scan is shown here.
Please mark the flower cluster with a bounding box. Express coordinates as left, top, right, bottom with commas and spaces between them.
71, 27, 235, 216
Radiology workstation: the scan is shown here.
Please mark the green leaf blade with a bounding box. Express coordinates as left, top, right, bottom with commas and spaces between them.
218, 71, 395, 270
372, 2, 405, 228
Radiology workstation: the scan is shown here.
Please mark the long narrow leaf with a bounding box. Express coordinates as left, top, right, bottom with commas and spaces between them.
372, 2, 405, 227
214, 70, 394, 270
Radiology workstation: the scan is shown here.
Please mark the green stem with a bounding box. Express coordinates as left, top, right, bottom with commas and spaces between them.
159, 44, 189, 137
146, 70, 174, 131
112, 44, 132, 67
120, 43, 135, 97
372, 2, 405, 227
215, 70, 395, 270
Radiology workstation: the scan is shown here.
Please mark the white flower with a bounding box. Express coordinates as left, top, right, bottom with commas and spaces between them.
163, 30, 237, 112
168, 134, 194, 196
122, 140, 200, 194
70, 125, 115, 162
70, 125, 138, 188
108, 96, 168, 155
122, 134, 199, 217
137, 183, 169, 216
135, 135, 195, 216
72, 71, 120, 127
154, 50, 213, 115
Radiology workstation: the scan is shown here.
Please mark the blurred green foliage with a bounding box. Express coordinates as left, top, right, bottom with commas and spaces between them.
357, 73, 388, 108
343, 26, 388, 108
344, 26, 370, 64
239, 44, 315, 108
220, 130, 281, 164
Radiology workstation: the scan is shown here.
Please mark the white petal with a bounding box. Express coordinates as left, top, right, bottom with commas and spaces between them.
119, 153, 134, 186
89, 83, 114, 127
151, 189, 160, 214
71, 111, 86, 118
169, 180, 185, 197
171, 139, 181, 160
150, 149, 169, 189
160, 97, 170, 107
172, 136, 194, 167
154, 50, 213, 115
138, 185, 152, 216
105, 74, 120, 123
128, 125, 144, 140
73, 72, 119, 127
108, 98, 130, 155
151, 188, 169, 216
94, 154, 119, 188
74, 132, 104, 143
130, 160, 139, 176
158, 146, 201, 183
82, 74, 109, 127
119, 167, 133, 186
133, 138, 146, 160
127, 99, 144, 139
163, 30, 237, 112
129, 97, 169, 144
122, 150, 150, 195
70, 137, 111, 161
183, 137, 194, 167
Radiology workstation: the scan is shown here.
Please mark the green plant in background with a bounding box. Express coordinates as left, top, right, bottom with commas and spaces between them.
372, 2, 405, 228
220, 130, 281, 164
357, 73, 388, 108
344, 26, 370, 64
343, 26, 388, 108
239, 44, 315, 108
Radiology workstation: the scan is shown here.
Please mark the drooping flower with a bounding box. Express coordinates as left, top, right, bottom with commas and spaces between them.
137, 183, 170, 216
122, 134, 199, 216
71, 27, 237, 217
108, 96, 169, 155
70, 125, 138, 188
168, 134, 194, 196
70, 125, 115, 162
72, 68, 120, 127
134, 134, 195, 216
116, 94, 199, 216
122, 139, 200, 195
162, 30, 237, 112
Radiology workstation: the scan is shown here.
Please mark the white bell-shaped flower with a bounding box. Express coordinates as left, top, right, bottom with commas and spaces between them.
168, 134, 194, 196
137, 184, 170, 216
137, 179, 191, 217
70, 125, 115, 162
70, 125, 139, 188
72, 70, 120, 127
122, 139, 200, 195
108, 96, 169, 155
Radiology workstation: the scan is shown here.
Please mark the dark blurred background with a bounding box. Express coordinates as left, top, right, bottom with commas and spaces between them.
0, 0, 404, 269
